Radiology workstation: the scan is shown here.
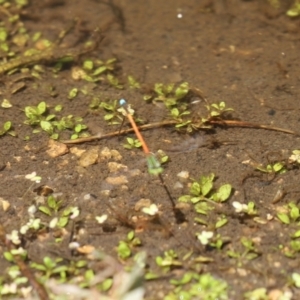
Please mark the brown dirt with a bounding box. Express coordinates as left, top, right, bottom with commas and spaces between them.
1, 0, 300, 299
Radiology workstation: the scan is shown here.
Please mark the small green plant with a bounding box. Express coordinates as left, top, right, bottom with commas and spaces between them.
24, 101, 55, 126
24, 102, 88, 139
0, 121, 16, 137
99, 99, 123, 125
205, 101, 234, 119
52, 115, 88, 140
144, 82, 189, 109
123, 137, 142, 149
255, 161, 286, 174
68, 87, 78, 100
93, 58, 116, 75
280, 240, 300, 258
107, 74, 123, 89
227, 237, 260, 267
170, 107, 194, 132
232, 201, 258, 216
30, 256, 68, 282
38, 195, 80, 228
244, 288, 268, 300
277, 202, 300, 225
127, 75, 141, 89
156, 249, 182, 272
179, 173, 232, 204
117, 231, 141, 260
287, 0, 300, 17
166, 272, 229, 300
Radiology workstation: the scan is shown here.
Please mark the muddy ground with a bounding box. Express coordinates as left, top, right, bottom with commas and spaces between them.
1, 0, 300, 299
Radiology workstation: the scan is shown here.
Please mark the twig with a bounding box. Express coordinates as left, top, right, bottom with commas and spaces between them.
60, 118, 299, 145
208, 119, 300, 136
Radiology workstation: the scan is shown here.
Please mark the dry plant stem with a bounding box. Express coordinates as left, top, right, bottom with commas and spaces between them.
61, 118, 299, 145
61, 120, 177, 144
209, 119, 300, 136
0, 224, 49, 300
0, 44, 97, 75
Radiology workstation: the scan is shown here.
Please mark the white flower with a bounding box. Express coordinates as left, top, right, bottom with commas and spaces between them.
96, 214, 108, 224
197, 231, 214, 245
70, 207, 80, 219
20, 225, 29, 235
6, 230, 21, 245
10, 247, 26, 256
25, 172, 41, 183
232, 201, 248, 213
1, 283, 17, 295
289, 150, 300, 164
49, 217, 58, 228
142, 204, 159, 216
28, 205, 37, 217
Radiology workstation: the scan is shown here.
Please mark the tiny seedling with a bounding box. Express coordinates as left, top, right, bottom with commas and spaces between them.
244, 288, 268, 300
107, 74, 123, 89
232, 201, 258, 216
68, 87, 78, 100
24, 101, 87, 139
38, 195, 80, 228
281, 240, 300, 258
0, 121, 16, 137
93, 58, 116, 76
227, 237, 260, 267
100, 100, 123, 125
127, 75, 141, 89
123, 137, 142, 149
287, 0, 300, 17
24, 101, 55, 126
255, 161, 286, 174
166, 272, 229, 300
144, 82, 189, 109
178, 173, 232, 204
156, 249, 182, 272
30, 257, 68, 282
277, 202, 300, 225
170, 107, 194, 132
117, 231, 141, 260
205, 101, 234, 119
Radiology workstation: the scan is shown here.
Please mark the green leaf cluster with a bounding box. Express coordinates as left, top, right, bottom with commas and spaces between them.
166, 272, 228, 300
144, 82, 189, 108
123, 137, 142, 149
227, 237, 260, 267
0, 121, 16, 137
179, 173, 232, 204
117, 230, 141, 260
156, 250, 182, 272
277, 202, 300, 225
38, 195, 79, 229
24, 101, 88, 139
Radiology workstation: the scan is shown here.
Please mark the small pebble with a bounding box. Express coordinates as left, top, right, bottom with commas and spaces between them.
46, 140, 69, 158
108, 162, 128, 173
105, 175, 128, 185
177, 171, 189, 180
78, 147, 99, 167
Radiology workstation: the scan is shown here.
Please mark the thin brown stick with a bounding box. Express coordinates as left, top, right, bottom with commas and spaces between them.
60, 120, 177, 144
60, 118, 299, 145
208, 119, 300, 136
